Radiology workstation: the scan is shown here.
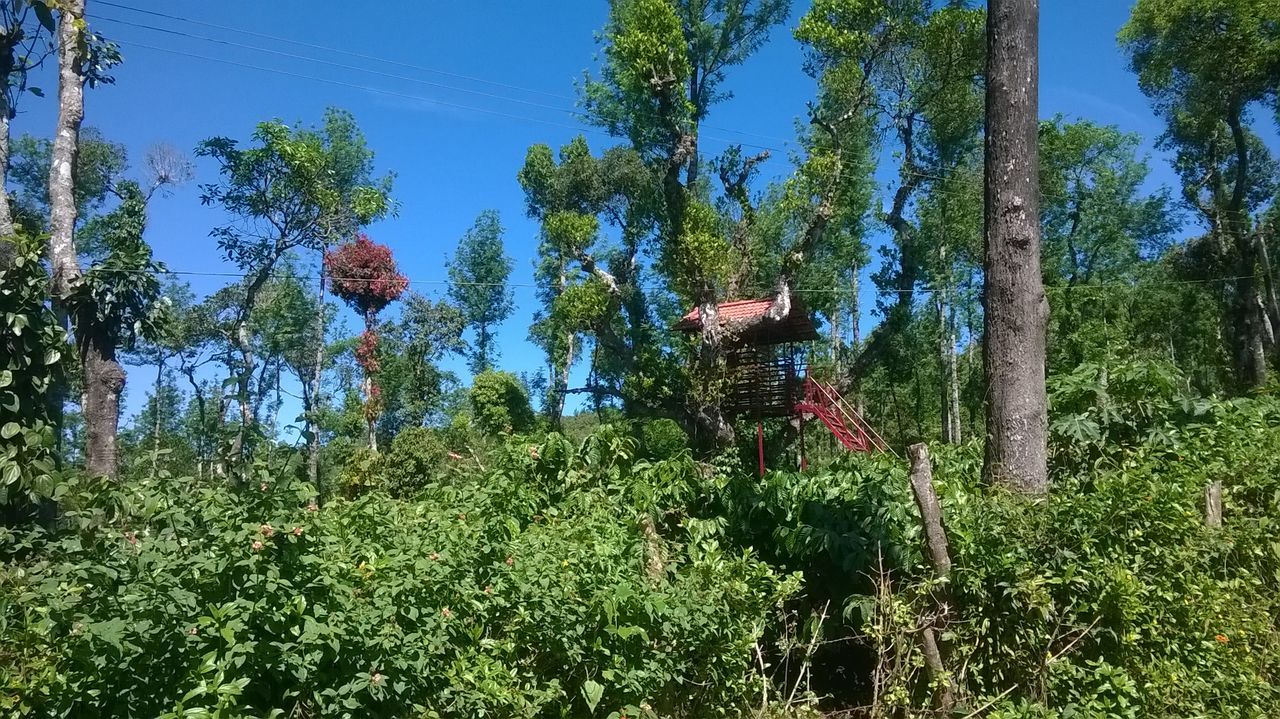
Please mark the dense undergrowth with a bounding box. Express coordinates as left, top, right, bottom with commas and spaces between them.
3, 362, 1280, 718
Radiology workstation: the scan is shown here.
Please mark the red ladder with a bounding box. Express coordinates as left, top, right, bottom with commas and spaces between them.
794, 377, 890, 453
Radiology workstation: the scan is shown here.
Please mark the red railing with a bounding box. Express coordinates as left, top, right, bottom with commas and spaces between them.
794, 377, 891, 454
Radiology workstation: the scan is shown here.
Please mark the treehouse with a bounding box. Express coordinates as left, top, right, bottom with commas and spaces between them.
676, 296, 888, 471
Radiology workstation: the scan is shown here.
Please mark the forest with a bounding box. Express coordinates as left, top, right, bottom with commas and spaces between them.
2, 0, 1280, 717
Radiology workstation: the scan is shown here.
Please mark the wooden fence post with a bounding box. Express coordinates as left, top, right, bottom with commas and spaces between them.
1204, 480, 1223, 529
908, 442, 956, 712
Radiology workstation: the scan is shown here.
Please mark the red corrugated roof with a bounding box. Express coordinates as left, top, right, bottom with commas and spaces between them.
676, 298, 774, 330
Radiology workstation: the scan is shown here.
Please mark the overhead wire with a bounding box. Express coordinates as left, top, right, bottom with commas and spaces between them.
86, 6, 1211, 302
92, 2, 793, 147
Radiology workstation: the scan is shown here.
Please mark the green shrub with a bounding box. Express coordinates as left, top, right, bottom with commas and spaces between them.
712, 392, 1280, 717
469, 370, 536, 435
381, 426, 448, 498
639, 418, 688, 459
335, 445, 385, 498
0, 431, 789, 718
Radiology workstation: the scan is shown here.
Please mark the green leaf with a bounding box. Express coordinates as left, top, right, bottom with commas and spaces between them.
31, 2, 55, 34
0, 422, 19, 440
581, 679, 604, 713
27, 86, 43, 98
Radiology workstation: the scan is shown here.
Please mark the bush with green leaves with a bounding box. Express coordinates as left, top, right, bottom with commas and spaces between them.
1, 429, 790, 718
0, 235, 64, 515
639, 418, 688, 458
469, 370, 536, 435
711, 385, 1280, 717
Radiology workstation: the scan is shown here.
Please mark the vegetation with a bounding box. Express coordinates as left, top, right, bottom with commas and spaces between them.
3, 0, 1280, 717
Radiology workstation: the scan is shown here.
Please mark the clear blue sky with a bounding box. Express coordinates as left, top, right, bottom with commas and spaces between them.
9, 1, 1206, 424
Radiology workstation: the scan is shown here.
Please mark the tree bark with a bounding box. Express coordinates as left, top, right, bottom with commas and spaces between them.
948, 298, 962, 444
982, 0, 1049, 495
1256, 226, 1280, 354
46, 0, 84, 299
0, 97, 13, 238
79, 325, 125, 478
150, 362, 163, 478
49, 0, 128, 479
1225, 108, 1267, 389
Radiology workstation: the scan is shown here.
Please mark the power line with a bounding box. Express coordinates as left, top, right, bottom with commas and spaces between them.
96, 0, 576, 102
94, 15, 586, 118
109, 39, 783, 153
93, 2, 793, 147
112, 40, 628, 140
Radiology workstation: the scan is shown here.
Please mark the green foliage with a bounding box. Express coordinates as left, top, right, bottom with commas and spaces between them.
1120, 0, 1280, 116
380, 426, 448, 498
469, 371, 536, 436
639, 418, 688, 458
198, 108, 392, 271
64, 181, 168, 353
447, 210, 515, 375
0, 235, 64, 509
8, 128, 129, 243
1, 432, 789, 717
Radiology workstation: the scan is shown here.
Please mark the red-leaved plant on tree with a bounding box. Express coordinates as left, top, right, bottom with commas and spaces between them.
325, 234, 408, 450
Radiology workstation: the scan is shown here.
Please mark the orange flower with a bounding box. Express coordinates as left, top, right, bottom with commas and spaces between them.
441, 607, 452, 618
1215, 634, 1229, 644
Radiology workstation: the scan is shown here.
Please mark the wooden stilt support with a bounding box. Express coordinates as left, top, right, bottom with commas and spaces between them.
798, 414, 807, 471
757, 421, 765, 477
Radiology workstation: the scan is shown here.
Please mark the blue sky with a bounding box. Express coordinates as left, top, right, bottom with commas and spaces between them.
9, 1, 1208, 424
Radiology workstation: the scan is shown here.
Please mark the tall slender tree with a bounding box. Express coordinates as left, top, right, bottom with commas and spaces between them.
198, 113, 391, 464
982, 0, 1048, 494
1121, 0, 1280, 390
448, 210, 514, 374
0, 0, 55, 240
325, 233, 407, 451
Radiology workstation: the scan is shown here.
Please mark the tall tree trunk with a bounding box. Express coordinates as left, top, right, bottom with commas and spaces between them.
1225, 109, 1267, 388
306, 259, 326, 492
851, 262, 865, 417
46, 0, 84, 299
181, 364, 207, 481
363, 310, 378, 452
150, 362, 164, 478
549, 332, 575, 424
233, 321, 255, 463
79, 325, 124, 478
0, 97, 13, 238
948, 298, 962, 444
937, 289, 962, 444
1256, 226, 1280, 353
47, 0, 127, 480
982, 0, 1049, 494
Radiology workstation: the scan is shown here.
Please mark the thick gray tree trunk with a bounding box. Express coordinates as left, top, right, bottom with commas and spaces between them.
49, 0, 127, 479
1224, 109, 1268, 388
0, 102, 12, 238
982, 0, 1049, 494
79, 325, 125, 479
46, 0, 83, 298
